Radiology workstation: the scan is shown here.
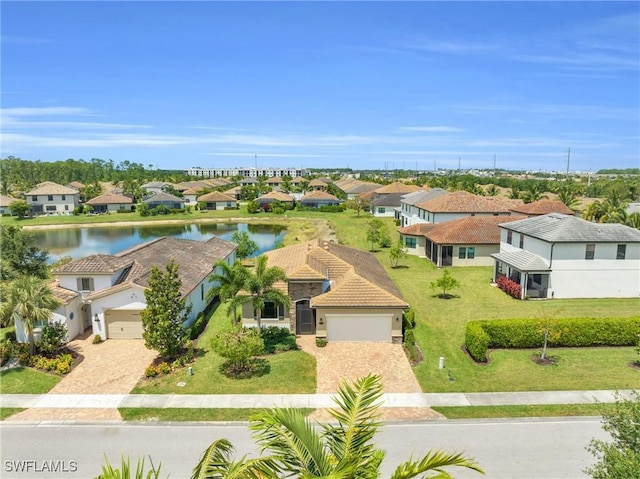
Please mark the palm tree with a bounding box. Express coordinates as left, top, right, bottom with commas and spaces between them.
192, 439, 278, 479
206, 259, 248, 325
228, 255, 290, 330
193, 375, 484, 478
521, 183, 548, 204
0, 276, 61, 356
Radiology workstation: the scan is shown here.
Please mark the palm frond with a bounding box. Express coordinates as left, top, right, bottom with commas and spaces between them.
389, 450, 484, 479
191, 438, 278, 479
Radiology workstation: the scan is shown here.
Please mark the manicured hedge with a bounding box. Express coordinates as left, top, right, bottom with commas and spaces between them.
465, 316, 640, 363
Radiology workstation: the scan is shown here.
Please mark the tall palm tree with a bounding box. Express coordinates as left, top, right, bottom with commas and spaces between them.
206, 259, 248, 325
193, 375, 484, 478
521, 183, 548, 204
0, 276, 61, 356
229, 255, 290, 330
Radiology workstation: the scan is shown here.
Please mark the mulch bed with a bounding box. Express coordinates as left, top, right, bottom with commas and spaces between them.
531, 354, 557, 366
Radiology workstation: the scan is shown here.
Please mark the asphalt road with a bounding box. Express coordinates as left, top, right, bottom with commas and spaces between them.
0, 417, 607, 478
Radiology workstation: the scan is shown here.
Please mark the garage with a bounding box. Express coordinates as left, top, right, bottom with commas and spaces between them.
105, 309, 143, 339
325, 314, 392, 342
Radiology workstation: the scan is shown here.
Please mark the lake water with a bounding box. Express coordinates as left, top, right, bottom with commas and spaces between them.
31, 223, 286, 262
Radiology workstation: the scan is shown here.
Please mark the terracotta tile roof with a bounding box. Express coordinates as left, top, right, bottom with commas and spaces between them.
26, 181, 79, 195
509, 199, 574, 216
309, 178, 329, 187
375, 182, 421, 194
265, 240, 407, 309
224, 186, 242, 194
400, 215, 526, 244
197, 191, 236, 202
85, 193, 133, 205
417, 191, 521, 213
49, 280, 80, 304
359, 190, 377, 201
290, 176, 306, 184
300, 190, 340, 202
257, 191, 295, 202
53, 254, 134, 274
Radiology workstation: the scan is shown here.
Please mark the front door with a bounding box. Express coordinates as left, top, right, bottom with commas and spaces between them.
296, 300, 316, 334
82, 304, 92, 330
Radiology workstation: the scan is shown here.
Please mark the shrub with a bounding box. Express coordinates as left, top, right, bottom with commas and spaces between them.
157, 362, 171, 374
137, 203, 151, 217
2, 330, 17, 343
496, 275, 521, 299
145, 365, 159, 377
1, 340, 17, 366
404, 328, 415, 346
38, 322, 67, 356
315, 337, 328, 348
246, 200, 260, 214
465, 316, 640, 363
318, 205, 345, 213
403, 309, 416, 330
30, 353, 73, 375
188, 312, 208, 340
261, 326, 298, 354
92, 334, 102, 344
211, 327, 264, 376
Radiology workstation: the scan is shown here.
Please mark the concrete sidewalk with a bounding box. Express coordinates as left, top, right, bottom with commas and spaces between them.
1, 389, 635, 410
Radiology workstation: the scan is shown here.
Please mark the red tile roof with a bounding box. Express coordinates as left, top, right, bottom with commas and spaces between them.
85, 193, 132, 205
509, 199, 574, 215
399, 215, 526, 244
417, 191, 522, 213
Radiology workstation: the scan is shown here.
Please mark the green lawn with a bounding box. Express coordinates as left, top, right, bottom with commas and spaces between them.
433, 403, 614, 419
0, 408, 24, 420
131, 303, 316, 395
0, 366, 61, 393
119, 408, 314, 422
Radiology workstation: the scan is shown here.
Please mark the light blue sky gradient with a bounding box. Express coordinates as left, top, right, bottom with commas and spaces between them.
1, 1, 638, 172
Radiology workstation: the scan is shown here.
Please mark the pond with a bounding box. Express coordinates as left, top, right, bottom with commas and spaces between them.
31, 223, 286, 262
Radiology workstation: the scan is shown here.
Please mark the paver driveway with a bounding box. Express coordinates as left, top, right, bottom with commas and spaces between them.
8, 333, 156, 421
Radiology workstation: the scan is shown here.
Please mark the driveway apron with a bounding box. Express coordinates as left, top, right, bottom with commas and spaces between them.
7, 333, 157, 421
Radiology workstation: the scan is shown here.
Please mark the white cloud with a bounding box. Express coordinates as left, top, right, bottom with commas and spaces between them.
399, 126, 466, 133
1, 106, 91, 117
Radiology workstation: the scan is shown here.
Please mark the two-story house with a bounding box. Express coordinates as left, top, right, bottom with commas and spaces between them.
414, 191, 520, 224
492, 213, 640, 299
370, 182, 421, 217
399, 189, 449, 227
25, 181, 80, 215
45, 236, 237, 341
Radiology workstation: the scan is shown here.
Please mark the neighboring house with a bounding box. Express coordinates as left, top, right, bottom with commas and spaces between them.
197, 191, 238, 210
414, 191, 521, 224
398, 215, 525, 266
143, 192, 185, 210
52, 236, 237, 340
173, 180, 211, 194
256, 191, 295, 210
224, 186, 242, 200
308, 178, 329, 191
266, 177, 283, 191
240, 240, 408, 343
0, 195, 17, 215
370, 182, 421, 217
240, 177, 259, 186
299, 190, 342, 209
25, 181, 80, 215
182, 187, 203, 207
141, 181, 170, 194
67, 181, 85, 191
333, 178, 379, 200
399, 189, 449, 227
491, 213, 640, 299
509, 199, 574, 216
85, 193, 133, 213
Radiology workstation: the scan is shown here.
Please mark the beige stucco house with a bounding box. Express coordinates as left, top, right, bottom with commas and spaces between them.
240, 240, 408, 343
197, 191, 238, 210
25, 181, 80, 215
85, 193, 133, 213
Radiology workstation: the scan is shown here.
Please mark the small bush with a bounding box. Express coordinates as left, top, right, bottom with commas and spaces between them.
30, 353, 73, 375
318, 205, 345, 213
496, 275, 521, 299
315, 337, 328, 348
261, 326, 298, 354
92, 334, 102, 344
145, 365, 159, 377
188, 312, 208, 340
404, 328, 415, 346
38, 322, 67, 356
403, 309, 416, 330
2, 330, 17, 343
157, 362, 171, 374
465, 316, 640, 363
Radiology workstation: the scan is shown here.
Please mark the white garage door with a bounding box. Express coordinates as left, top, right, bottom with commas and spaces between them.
325, 314, 392, 342
105, 310, 143, 339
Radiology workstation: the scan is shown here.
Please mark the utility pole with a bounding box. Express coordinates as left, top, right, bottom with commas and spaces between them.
566, 147, 571, 178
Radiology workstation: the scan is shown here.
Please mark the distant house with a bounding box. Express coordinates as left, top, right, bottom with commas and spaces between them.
333, 178, 379, 200
85, 193, 133, 213
224, 186, 242, 200
492, 213, 640, 299
308, 178, 329, 191
299, 190, 342, 209
256, 191, 295, 210
25, 181, 80, 215
197, 191, 238, 210
181, 187, 203, 207
370, 182, 421, 217
67, 181, 85, 191
141, 182, 170, 194
241, 240, 408, 343
143, 192, 185, 210
414, 191, 521, 224
0, 195, 18, 215
399, 189, 449, 227
47, 237, 237, 340
398, 215, 525, 266
266, 177, 283, 191
509, 199, 574, 216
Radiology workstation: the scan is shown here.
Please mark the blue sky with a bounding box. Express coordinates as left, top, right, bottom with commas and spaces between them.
1, 1, 638, 172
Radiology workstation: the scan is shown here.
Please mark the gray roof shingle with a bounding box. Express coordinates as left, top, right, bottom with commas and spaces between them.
491, 250, 550, 272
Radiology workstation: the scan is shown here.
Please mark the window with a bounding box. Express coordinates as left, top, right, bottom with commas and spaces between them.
64, 205, 69, 211
519, 235, 524, 249
32, 195, 37, 201
201, 284, 204, 301
378, 207, 385, 214
259, 302, 284, 319
46, 205, 56, 211
458, 247, 467, 259
405, 237, 416, 248
585, 243, 595, 260
47, 195, 54, 201
77, 277, 95, 291
468, 247, 475, 259
617, 244, 626, 260
61, 195, 66, 200
507, 231, 513, 245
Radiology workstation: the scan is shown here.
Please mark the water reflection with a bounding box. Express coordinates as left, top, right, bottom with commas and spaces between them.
31, 223, 286, 262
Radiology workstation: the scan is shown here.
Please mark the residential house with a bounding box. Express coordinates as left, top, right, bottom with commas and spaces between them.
265, 177, 283, 191
182, 187, 203, 207
240, 240, 408, 343
25, 181, 80, 215
173, 181, 211, 194
85, 193, 133, 213
399, 189, 449, 227
141, 181, 170, 194
224, 186, 242, 200
299, 190, 342, 209
491, 213, 640, 299
143, 192, 185, 210
369, 182, 421, 217
509, 199, 574, 216
0, 195, 17, 215
333, 178, 379, 200
50, 237, 237, 340
197, 191, 238, 210
308, 178, 330, 191
256, 191, 295, 210
414, 191, 521, 224
398, 215, 525, 266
